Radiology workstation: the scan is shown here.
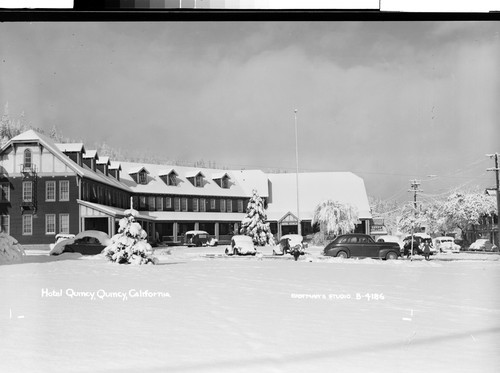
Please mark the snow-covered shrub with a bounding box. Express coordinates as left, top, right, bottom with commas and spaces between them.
0, 232, 25, 265
240, 189, 275, 246
102, 209, 158, 265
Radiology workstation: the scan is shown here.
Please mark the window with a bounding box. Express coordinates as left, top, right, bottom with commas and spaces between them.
174, 197, 180, 211
181, 198, 188, 211
139, 196, 146, 210
237, 200, 244, 213
0, 182, 10, 202
22, 181, 33, 202
166, 197, 172, 209
193, 198, 199, 212
227, 199, 232, 212
156, 197, 164, 211
46, 214, 56, 235
0, 215, 9, 234
138, 171, 147, 185
24, 149, 32, 168
168, 173, 176, 186
194, 175, 203, 187
210, 199, 216, 209
200, 198, 206, 212
59, 180, 69, 201
221, 177, 229, 189
59, 214, 69, 234
148, 196, 155, 211
46, 181, 56, 201
22, 215, 33, 235
220, 199, 226, 212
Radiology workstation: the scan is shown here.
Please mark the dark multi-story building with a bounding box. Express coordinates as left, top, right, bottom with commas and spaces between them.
0, 130, 372, 248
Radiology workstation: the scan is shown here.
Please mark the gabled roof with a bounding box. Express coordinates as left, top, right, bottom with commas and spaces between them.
109, 161, 122, 171
83, 150, 99, 160
4, 130, 131, 193
185, 170, 205, 178
97, 156, 110, 165
212, 172, 230, 180
158, 168, 178, 177
128, 166, 149, 175
55, 143, 86, 153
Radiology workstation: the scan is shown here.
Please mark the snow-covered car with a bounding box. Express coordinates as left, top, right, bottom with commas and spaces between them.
49, 230, 111, 255
376, 235, 403, 250
183, 230, 218, 247
49, 233, 76, 251
433, 236, 461, 253
469, 239, 498, 252
225, 235, 256, 256
273, 234, 306, 260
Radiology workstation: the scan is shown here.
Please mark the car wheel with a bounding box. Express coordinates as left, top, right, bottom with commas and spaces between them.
336, 251, 348, 258
386, 251, 398, 260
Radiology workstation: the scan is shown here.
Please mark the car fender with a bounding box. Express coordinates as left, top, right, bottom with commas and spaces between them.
331, 246, 350, 257
378, 247, 400, 258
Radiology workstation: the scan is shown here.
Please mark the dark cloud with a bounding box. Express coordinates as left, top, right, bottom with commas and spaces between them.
0, 21, 498, 200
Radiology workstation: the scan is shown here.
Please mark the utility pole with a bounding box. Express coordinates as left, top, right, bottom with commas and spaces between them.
407, 180, 423, 259
486, 153, 500, 246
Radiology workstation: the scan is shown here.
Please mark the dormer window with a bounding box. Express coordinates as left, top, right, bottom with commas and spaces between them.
159, 169, 179, 186
128, 166, 150, 185
138, 171, 147, 184
212, 172, 230, 189
186, 171, 205, 188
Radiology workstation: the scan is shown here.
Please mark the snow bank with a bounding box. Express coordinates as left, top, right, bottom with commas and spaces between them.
0, 232, 25, 265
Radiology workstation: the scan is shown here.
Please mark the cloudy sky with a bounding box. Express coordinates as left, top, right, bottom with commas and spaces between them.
1, 21, 499, 201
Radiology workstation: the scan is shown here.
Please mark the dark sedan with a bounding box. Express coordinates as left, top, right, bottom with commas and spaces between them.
323, 234, 400, 260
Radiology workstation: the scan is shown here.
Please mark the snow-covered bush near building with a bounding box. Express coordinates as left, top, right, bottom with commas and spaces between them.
0, 232, 25, 264
240, 189, 275, 246
102, 209, 158, 265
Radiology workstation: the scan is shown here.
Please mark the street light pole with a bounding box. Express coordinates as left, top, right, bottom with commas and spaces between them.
294, 109, 301, 236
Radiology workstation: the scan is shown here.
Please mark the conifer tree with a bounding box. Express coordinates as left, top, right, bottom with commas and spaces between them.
240, 189, 275, 246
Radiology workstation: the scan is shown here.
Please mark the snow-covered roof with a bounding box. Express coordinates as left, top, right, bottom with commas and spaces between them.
3, 130, 131, 193
83, 150, 99, 160
109, 161, 122, 171
211, 172, 230, 180
266, 172, 372, 221
119, 162, 269, 198
185, 170, 205, 179
158, 168, 178, 177
55, 143, 86, 153
97, 156, 110, 165
128, 166, 149, 175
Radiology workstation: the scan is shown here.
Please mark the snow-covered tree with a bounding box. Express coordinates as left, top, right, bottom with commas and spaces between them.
1, 103, 29, 146
441, 191, 497, 243
312, 200, 359, 237
0, 232, 25, 265
102, 209, 158, 265
240, 189, 275, 246
396, 203, 428, 234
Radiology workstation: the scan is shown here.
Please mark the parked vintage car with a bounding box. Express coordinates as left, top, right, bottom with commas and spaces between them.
48, 233, 76, 251
433, 236, 461, 253
183, 230, 218, 247
323, 233, 400, 260
469, 239, 498, 252
402, 233, 436, 256
273, 234, 306, 260
225, 235, 256, 256
49, 230, 111, 255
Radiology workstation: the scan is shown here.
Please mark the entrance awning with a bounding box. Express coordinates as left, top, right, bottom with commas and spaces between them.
77, 200, 155, 221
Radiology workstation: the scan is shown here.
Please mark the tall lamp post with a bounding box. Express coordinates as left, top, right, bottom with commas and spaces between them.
294, 109, 301, 236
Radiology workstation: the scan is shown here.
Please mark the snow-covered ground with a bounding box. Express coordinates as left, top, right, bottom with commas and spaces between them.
1, 245, 499, 373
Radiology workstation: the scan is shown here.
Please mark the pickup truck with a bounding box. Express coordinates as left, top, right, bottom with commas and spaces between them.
323, 233, 401, 260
